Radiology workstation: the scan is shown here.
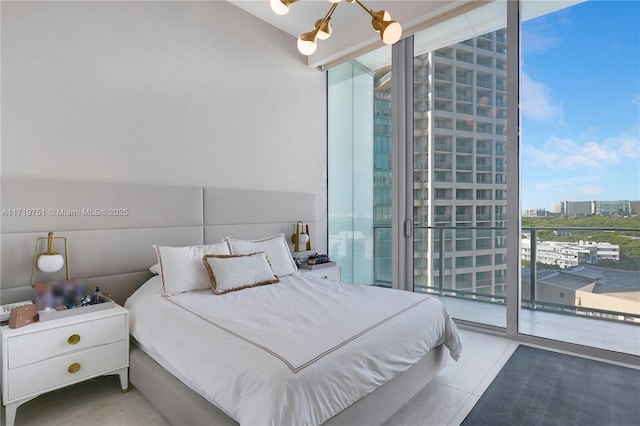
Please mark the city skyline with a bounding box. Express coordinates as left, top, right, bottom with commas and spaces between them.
520, 1, 639, 211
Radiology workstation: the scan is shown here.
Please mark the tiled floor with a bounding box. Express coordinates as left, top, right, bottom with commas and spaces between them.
383, 328, 519, 425
437, 297, 640, 356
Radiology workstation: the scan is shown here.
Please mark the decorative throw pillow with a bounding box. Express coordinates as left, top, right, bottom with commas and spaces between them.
154, 242, 231, 296
203, 252, 279, 295
226, 234, 298, 277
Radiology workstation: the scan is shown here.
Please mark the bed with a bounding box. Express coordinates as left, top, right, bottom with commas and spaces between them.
125, 237, 462, 426
1, 178, 462, 425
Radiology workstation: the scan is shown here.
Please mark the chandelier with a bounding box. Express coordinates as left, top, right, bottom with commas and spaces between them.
270, 0, 403, 56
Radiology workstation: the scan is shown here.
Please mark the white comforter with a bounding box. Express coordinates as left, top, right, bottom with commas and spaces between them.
126, 274, 462, 426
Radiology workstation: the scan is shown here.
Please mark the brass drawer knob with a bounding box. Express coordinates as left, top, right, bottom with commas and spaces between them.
68, 362, 81, 374
68, 334, 81, 345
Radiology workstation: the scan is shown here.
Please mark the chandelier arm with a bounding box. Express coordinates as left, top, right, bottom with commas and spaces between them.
323, 2, 339, 22
351, 0, 376, 19
306, 3, 338, 42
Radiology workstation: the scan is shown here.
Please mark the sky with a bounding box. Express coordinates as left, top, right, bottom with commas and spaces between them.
520, 0, 640, 211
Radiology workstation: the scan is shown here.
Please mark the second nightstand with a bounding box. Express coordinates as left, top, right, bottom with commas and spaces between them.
1, 304, 129, 426
298, 265, 341, 281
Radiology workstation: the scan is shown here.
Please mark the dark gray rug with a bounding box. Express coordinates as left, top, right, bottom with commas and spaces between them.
462, 345, 640, 426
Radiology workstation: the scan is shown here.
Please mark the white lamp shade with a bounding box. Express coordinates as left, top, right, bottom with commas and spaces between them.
298, 233, 310, 245
37, 254, 65, 273
297, 36, 318, 55
270, 0, 291, 15
381, 21, 402, 44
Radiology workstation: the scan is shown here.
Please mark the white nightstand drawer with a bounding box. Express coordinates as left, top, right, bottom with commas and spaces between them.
7, 340, 127, 401
7, 314, 127, 369
300, 266, 341, 281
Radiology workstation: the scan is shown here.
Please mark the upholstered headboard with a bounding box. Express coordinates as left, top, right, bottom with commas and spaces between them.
0, 177, 316, 305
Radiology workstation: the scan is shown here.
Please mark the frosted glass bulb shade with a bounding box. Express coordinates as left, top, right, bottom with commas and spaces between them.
297, 36, 317, 55
37, 254, 65, 273
298, 233, 310, 245
271, 0, 294, 15
328, 0, 343, 3
380, 20, 402, 44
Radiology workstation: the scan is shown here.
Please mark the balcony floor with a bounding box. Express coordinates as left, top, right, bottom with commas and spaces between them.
435, 296, 640, 356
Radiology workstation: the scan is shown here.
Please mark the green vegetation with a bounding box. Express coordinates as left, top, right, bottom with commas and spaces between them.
522, 216, 640, 271
522, 215, 640, 229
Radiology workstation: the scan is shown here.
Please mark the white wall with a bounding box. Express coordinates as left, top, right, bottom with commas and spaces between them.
1, 1, 327, 250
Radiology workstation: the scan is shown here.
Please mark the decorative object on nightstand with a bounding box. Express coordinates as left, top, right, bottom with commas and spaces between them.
30, 231, 70, 286
34, 278, 116, 321
291, 221, 311, 252
297, 253, 341, 281
1, 301, 33, 324
1, 304, 130, 426
299, 261, 337, 270
8, 304, 39, 329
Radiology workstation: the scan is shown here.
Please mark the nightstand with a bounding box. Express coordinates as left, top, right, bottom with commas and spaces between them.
298, 265, 341, 281
1, 304, 129, 426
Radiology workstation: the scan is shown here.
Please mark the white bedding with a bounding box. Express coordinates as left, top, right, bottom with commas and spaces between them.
126, 274, 462, 426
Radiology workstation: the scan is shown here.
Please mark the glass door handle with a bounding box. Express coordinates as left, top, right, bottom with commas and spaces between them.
404, 219, 413, 238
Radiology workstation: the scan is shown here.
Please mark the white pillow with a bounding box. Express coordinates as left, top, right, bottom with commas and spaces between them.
203, 252, 279, 295
154, 242, 231, 296
226, 234, 298, 277
149, 263, 161, 275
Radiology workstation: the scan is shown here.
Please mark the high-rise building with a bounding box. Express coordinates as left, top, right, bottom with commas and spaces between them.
373, 30, 509, 296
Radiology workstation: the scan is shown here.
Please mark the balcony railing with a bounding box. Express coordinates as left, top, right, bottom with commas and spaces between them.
405, 226, 640, 324
374, 223, 640, 327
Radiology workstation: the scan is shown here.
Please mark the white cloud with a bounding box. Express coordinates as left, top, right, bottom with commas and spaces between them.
521, 19, 564, 55
521, 72, 563, 123
617, 134, 640, 158
524, 132, 640, 170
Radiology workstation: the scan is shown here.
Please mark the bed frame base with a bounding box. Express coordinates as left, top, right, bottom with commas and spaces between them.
129, 344, 447, 425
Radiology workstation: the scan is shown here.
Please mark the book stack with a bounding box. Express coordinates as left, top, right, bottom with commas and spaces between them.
299, 261, 336, 270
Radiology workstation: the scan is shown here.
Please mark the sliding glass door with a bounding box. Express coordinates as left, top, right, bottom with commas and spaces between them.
409, 2, 509, 327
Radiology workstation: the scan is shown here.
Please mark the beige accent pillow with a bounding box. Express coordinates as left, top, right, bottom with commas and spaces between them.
203, 252, 279, 295
154, 242, 231, 296
226, 234, 298, 277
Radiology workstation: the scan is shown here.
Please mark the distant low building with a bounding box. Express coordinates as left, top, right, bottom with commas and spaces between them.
523, 209, 557, 217
577, 241, 620, 262
594, 200, 631, 216
562, 200, 593, 217
521, 266, 640, 323
521, 238, 619, 268
554, 199, 640, 217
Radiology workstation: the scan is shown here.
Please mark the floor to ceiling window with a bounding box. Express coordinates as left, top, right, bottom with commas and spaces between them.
411, 2, 508, 328
327, 0, 639, 359
327, 47, 391, 285
519, 0, 640, 355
